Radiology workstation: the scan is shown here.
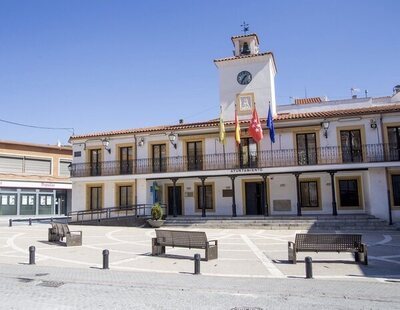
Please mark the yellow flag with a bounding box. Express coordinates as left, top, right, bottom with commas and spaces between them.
219, 108, 225, 144
235, 109, 241, 144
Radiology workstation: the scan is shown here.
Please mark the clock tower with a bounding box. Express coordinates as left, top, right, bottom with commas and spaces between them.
214, 33, 277, 121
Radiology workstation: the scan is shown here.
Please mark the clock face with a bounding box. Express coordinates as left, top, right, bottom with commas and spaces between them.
237, 71, 252, 85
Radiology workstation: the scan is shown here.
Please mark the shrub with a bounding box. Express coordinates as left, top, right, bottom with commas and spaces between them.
151, 203, 163, 220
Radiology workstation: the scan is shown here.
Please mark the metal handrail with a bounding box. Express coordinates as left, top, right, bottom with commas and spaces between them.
68, 204, 167, 223
70, 143, 400, 178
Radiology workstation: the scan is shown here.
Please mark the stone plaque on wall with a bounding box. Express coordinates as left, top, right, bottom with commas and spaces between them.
273, 199, 292, 211
185, 192, 193, 197
222, 189, 233, 197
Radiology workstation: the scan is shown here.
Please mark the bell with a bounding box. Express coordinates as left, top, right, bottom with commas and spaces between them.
241, 42, 250, 55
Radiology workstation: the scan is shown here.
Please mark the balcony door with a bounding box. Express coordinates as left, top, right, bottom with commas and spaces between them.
387, 127, 400, 161
187, 141, 203, 171
90, 149, 102, 176
340, 130, 363, 163
120, 146, 133, 174
152, 144, 167, 173
240, 138, 257, 168
296, 133, 317, 165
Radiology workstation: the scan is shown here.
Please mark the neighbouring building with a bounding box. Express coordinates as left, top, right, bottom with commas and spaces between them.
69, 33, 400, 222
0, 140, 72, 216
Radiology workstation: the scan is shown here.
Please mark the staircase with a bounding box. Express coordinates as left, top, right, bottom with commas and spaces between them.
163, 214, 398, 231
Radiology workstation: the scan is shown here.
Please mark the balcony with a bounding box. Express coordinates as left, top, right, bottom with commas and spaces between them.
70, 143, 400, 178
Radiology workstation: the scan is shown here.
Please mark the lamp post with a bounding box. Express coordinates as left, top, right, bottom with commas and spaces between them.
321, 120, 330, 138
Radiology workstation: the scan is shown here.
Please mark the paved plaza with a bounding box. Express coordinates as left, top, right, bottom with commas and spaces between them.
0, 222, 400, 309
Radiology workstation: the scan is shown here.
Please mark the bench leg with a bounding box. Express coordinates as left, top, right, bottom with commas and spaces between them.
354, 252, 360, 262
151, 238, 165, 256
205, 245, 218, 261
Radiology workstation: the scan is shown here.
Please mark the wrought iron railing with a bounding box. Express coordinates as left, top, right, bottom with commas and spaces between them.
68, 204, 167, 223
70, 143, 400, 178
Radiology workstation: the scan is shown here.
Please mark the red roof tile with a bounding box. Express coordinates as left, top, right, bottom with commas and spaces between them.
294, 97, 323, 105
231, 33, 260, 44
70, 104, 400, 140
214, 52, 272, 63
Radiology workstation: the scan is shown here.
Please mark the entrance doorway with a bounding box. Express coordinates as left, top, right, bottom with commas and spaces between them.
167, 186, 182, 216
56, 191, 67, 215
245, 182, 263, 215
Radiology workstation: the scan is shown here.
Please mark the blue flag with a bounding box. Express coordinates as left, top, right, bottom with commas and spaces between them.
267, 105, 275, 143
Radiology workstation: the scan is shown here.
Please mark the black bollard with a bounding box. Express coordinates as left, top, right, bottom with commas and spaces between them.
29, 246, 36, 265
194, 253, 201, 275
305, 256, 313, 279
9, 219, 12, 227
29, 218, 32, 226
102, 249, 109, 269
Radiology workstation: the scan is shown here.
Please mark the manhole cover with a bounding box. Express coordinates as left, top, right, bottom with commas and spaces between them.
37, 281, 65, 288
17, 277, 34, 283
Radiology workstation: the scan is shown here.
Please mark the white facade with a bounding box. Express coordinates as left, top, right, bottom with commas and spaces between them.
69, 33, 400, 223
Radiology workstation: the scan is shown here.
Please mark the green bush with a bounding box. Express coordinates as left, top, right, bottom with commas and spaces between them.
151, 203, 163, 220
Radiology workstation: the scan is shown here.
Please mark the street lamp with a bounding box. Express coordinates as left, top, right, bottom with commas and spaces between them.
168, 133, 177, 149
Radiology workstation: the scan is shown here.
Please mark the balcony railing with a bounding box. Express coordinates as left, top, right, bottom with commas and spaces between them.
70, 143, 400, 178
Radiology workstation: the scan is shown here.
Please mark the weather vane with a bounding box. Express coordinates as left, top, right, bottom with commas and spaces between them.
241, 21, 249, 35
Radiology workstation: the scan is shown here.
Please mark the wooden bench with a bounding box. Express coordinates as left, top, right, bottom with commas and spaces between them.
288, 233, 368, 265
48, 223, 82, 246
151, 229, 218, 261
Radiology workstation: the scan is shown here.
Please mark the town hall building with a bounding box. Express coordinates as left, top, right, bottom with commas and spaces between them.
69, 32, 400, 224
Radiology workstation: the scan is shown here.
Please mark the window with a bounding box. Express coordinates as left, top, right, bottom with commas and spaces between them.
119, 146, 133, 174
340, 130, 363, 163
0, 156, 23, 173
118, 185, 132, 207
338, 179, 360, 207
240, 138, 257, 168
89, 186, 102, 210
196, 185, 213, 210
0, 194, 17, 215
59, 160, 71, 177
296, 133, 317, 165
391, 175, 400, 206
152, 144, 166, 173
20, 194, 36, 215
90, 149, 102, 176
25, 158, 51, 175
300, 180, 319, 208
187, 141, 203, 171
387, 127, 400, 161
39, 194, 53, 215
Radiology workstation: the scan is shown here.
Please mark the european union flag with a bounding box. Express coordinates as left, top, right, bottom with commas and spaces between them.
267, 104, 275, 143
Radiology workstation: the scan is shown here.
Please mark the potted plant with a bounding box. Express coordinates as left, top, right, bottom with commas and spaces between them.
147, 203, 165, 228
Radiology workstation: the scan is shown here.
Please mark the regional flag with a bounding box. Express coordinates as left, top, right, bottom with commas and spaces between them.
267, 104, 275, 143
248, 105, 263, 143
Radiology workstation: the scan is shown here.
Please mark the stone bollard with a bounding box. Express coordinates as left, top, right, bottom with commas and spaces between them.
28, 218, 32, 226
305, 256, 313, 279
102, 250, 109, 269
9, 219, 12, 227
194, 253, 201, 275
29, 246, 36, 265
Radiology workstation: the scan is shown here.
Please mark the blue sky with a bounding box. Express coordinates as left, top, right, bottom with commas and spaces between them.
0, 0, 399, 144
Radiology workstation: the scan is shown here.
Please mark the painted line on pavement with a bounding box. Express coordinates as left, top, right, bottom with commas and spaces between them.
369, 234, 392, 246
241, 234, 284, 278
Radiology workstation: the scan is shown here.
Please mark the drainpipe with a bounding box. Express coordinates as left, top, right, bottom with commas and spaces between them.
134, 135, 138, 205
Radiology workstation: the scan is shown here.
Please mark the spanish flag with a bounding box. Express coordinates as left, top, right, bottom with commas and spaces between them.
235, 108, 241, 144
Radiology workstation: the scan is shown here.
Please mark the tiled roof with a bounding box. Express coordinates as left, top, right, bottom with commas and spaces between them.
214, 52, 272, 63
274, 104, 400, 120
70, 103, 400, 140
231, 33, 259, 44
294, 97, 323, 105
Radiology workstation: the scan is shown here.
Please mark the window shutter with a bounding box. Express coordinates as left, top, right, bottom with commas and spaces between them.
25, 158, 51, 175
0, 156, 23, 173
59, 161, 71, 177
